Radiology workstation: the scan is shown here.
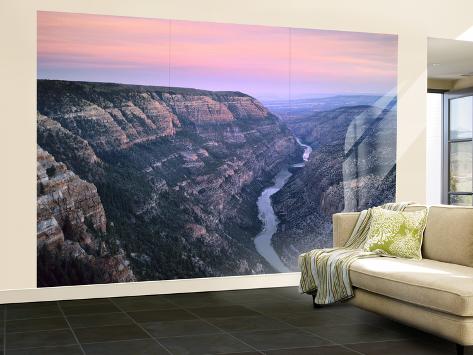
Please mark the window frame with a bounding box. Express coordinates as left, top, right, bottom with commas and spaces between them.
442, 88, 473, 205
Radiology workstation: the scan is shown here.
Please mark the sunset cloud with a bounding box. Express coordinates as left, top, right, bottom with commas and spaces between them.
37, 11, 397, 99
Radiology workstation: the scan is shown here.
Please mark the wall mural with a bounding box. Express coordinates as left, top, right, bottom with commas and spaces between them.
36, 11, 398, 287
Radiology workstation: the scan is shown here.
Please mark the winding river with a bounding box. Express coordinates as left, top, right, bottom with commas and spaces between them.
253, 138, 312, 272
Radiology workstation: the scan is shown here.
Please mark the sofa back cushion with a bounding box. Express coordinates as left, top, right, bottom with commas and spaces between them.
423, 205, 473, 267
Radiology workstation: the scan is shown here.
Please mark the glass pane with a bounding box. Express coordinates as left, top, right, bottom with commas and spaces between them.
450, 96, 473, 140
449, 141, 472, 192
449, 194, 473, 206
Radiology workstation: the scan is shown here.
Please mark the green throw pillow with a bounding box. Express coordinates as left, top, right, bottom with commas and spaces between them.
363, 207, 428, 259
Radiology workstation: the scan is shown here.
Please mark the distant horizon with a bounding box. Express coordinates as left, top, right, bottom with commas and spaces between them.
36, 78, 395, 103
38, 11, 397, 102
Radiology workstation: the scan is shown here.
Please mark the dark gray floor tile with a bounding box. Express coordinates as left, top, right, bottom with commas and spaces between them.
7, 345, 83, 355
5, 329, 77, 350
319, 302, 354, 312
115, 295, 168, 302
236, 288, 288, 296
190, 305, 260, 319
328, 306, 386, 323
61, 303, 120, 316
113, 295, 176, 311
6, 304, 62, 320
348, 339, 463, 355
165, 292, 236, 308
246, 302, 313, 315
264, 345, 359, 355
59, 298, 112, 309
159, 333, 253, 355
128, 309, 196, 322
212, 292, 289, 306
208, 315, 291, 332
74, 324, 149, 344
83, 339, 169, 355
225, 293, 289, 305
275, 310, 359, 327
68, 312, 133, 329
142, 319, 222, 337
6, 302, 57, 311
305, 323, 407, 344
213, 289, 263, 296
375, 318, 434, 340
270, 295, 313, 306
269, 287, 305, 299
6, 317, 68, 333
165, 291, 219, 300
1, 290, 468, 355
249, 289, 308, 305
271, 286, 299, 293
233, 328, 330, 351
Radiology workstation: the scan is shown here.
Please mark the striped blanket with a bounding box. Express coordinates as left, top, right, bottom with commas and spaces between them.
299, 202, 411, 305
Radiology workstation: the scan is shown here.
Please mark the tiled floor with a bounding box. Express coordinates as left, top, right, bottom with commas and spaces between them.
0, 287, 471, 354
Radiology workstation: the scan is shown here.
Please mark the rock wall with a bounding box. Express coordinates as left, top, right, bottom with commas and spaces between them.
272, 105, 397, 270
37, 80, 300, 284
37, 81, 273, 152
37, 146, 135, 286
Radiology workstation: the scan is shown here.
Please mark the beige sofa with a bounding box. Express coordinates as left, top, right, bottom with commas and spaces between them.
332, 205, 473, 355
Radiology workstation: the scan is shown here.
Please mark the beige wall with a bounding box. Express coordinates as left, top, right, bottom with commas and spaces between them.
0, 0, 472, 303
427, 78, 473, 92
428, 79, 455, 91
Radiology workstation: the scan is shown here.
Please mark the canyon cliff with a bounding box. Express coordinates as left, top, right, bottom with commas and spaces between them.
37, 80, 300, 285
37, 147, 136, 286
272, 104, 397, 270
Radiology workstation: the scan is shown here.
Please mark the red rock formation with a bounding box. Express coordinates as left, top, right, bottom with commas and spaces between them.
161, 93, 235, 124
38, 81, 274, 154
223, 96, 269, 120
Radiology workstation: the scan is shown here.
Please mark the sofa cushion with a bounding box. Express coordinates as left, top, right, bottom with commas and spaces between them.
423, 205, 473, 267
350, 257, 473, 316
363, 208, 428, 259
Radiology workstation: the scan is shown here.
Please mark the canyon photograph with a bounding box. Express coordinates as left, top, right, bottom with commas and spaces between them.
36, 11, 398, 286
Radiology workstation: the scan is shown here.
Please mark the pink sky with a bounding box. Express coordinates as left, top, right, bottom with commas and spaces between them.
37, 11, 397, 100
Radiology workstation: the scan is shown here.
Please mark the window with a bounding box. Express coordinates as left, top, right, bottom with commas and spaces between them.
443, 91, 473, 206
427, 92, 443, 205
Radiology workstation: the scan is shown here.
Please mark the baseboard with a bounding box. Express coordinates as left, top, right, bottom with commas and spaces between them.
0, 272, 301, 304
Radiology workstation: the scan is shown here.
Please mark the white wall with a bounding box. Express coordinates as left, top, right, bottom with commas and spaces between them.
426, 93, 443, 205
0, 0, 472, 303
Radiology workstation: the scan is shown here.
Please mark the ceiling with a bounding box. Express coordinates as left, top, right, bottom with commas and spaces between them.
428, 37, 473, 80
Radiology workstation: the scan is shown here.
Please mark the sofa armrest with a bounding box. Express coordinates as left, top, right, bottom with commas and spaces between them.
332, 212, 360, 247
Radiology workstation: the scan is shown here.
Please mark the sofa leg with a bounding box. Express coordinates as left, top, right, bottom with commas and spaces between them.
456, 344, 464, 355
